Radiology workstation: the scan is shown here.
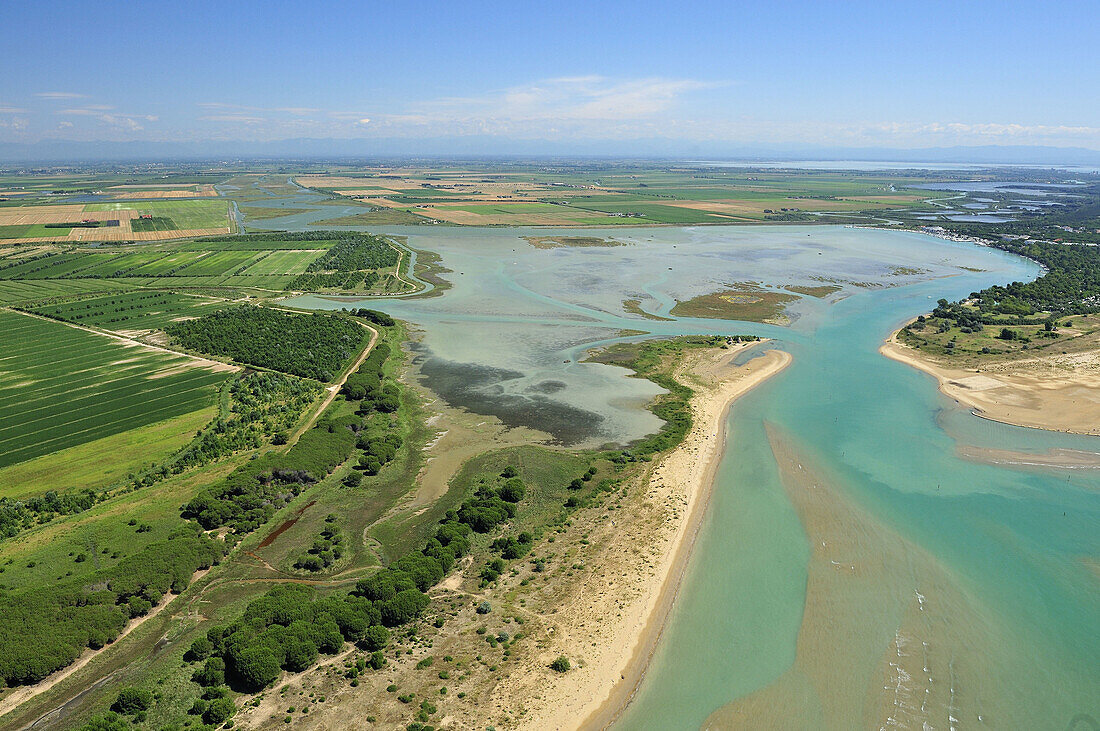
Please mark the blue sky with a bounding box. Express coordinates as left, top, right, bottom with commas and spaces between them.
2, 0, 1098, 150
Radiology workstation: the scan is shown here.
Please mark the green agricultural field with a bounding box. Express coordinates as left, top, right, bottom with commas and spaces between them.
177, 237, 339, 251
130, 216, 176, 232
172, 250, 262, 276
86, 199, 230, 229
0, 278, 136, 306
0, 253, 91, 280
123, 251, 208, 275
240, 249, 324, 275
0, 310, 232, 470
0, 406, 216, 499
570, 201, 733, 223
32, 290, 226, 331
0, 224, 74, 240
25, 252, 121, 278
76, 251, 168, 277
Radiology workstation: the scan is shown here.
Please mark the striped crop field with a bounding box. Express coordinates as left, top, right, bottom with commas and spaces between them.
241, 249, 325, 275
31, 290, 226, 332
172, 250, 261, 276
0, 310, 234, 469
0, 278, 137, 306
176, 237, 340, 251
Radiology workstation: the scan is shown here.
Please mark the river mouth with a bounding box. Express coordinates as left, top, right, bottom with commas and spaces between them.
283, 223, 1098, 728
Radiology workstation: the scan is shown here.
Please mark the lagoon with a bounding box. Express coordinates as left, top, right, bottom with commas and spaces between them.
281, 215, 1098, 728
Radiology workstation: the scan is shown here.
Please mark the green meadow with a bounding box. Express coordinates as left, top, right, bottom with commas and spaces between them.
86, 199, 230, 229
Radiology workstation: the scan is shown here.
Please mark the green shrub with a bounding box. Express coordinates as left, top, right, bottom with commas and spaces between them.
111, 687, 153, 715
203, 696, 236, 725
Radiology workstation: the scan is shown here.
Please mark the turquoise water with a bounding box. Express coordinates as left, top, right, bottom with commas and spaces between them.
615, 255, 1100, 730
267, 198, 1098, 728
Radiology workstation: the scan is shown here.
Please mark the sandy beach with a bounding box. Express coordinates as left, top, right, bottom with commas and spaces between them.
881, 335, 1100, 436
495, 345, 792, 730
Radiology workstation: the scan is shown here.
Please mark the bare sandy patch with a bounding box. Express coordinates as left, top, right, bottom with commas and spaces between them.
109, 185, 217, 199
881, 337, 1100, 435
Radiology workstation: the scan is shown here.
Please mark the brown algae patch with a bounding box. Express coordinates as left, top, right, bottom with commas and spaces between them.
623, 298, 674, 321
524, 235, 628, 249
785, 284, 842, 298
670, 284, 799, 324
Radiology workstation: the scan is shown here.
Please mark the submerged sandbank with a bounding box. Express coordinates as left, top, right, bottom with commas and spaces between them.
701, 427, 1002, 729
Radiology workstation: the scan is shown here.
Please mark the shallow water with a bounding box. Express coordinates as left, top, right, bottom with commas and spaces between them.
269, 199, 1098, 728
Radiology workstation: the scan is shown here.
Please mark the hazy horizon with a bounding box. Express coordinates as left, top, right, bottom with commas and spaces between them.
3, 0, 1098, 159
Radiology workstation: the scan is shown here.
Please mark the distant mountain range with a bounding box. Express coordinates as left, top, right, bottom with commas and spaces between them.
2, 137, 1100, 167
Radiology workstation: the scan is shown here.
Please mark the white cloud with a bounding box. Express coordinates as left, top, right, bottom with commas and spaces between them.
11, 76, 1098, 150
199, 114, 265, 124
0, 117, 28, 131
35, 91, 86, 99
55, 107, 158, 131
197, 103, 318, 115
409, 76, 718, 125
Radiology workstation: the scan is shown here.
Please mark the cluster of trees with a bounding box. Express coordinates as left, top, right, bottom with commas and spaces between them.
478, 468, 533, 583
491, 531, 534, 560
341, 341, 397, 411
226, 371, 321, 439
928, 300, 986, 332
195, 533, 456, 696
966, 240, 1100, 316
91, 453, 531, 724
287, 233, 399, 292
188, 584, 354, 692
305, 233, 399, 273
195, 231, 347, 245
290, 269, 381, 292
350, 308, 396, 327
129, 372, 321, 494
166, 306, 366, 382
0, 488, 100, 538
182, 414, 360, 533
0, 530, 222, 687
358, 428, 402, 475
293, 516, 344, 572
